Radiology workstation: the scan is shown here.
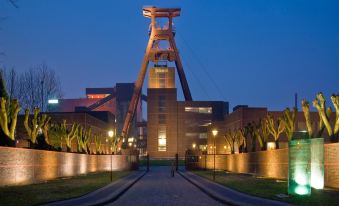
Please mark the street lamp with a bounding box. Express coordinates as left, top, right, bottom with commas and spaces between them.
212, 129, 218, 181
108, 130, 114, 138
192, 143, 196, 150
108, 130, 114, 182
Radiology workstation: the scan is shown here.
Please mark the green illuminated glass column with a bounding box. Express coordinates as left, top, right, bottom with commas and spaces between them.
288, 139, 311, 195
310, 138, 324, 189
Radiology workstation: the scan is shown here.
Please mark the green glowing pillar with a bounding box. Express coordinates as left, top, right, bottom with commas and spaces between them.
288, 139, 311, 195
310, 138, 324, 189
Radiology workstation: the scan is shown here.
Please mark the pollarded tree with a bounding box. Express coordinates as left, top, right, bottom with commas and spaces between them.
224, 129, 237, 154
77, 126, 83, 153
332, 94, 339, 140
237, 127, 249, 153
53, 120, 79, 152
94, 135, 102, 155
0, 98, 20, 144
245, 122, 257, 152
302, 99, 329, 138
0, 71, 21, 146
110, 134, 120, 154
266, 114, 285, 149
64, 121, 79, 152
281, 107, 297, 141
77, 126, 91, 154
42, 116, 51, 145
254, 119, 270, 151
23, 108, 48, 145
48, 123, 63, 150
312, 93, 339, 142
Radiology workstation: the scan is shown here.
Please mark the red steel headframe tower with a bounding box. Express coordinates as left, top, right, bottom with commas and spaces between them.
120, 7, 192, 144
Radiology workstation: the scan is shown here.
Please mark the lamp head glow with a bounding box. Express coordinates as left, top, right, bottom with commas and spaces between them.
212, 129, 218, 137
108, 130, 114, 138
48, 99, 59, 104
192, 143, 196, 149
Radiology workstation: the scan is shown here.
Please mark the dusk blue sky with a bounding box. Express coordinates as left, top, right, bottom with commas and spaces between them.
1, 0, 338, 111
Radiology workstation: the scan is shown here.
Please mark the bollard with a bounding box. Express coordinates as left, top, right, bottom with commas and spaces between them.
175, 153, 179, 171
171, 161, 175, 177
146, 154, 150, 172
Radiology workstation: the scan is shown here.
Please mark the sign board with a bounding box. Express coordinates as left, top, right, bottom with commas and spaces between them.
288, 139, 311, 195
310, 138, 324, 189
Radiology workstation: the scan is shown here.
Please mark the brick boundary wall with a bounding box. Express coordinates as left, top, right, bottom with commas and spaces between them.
0, 147, 137, 186
197, 143, 339, 188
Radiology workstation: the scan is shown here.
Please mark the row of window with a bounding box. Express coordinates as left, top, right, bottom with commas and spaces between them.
185, 133, 208, 139
184, 107, 212, 114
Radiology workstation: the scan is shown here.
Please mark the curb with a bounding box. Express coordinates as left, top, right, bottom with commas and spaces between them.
178, 170, 292, 206
178, 170, 235, 206
95, 170, 147, 206
42, 170, 147, 206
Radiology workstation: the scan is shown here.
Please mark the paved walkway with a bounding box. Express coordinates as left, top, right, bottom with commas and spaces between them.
105, 167, 223, 206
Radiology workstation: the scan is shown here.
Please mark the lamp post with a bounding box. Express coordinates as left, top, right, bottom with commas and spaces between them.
41, 80, 44, 111
212, 129, 218, 181
108, 130, 114, 182
192, 143, 196, 150
128, 141, 133, 169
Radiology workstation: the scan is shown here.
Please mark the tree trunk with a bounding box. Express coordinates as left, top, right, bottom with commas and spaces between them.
0, 132, 15, 147
243, 146, 248, 153
330, 134, 338, 143
251, 137, 256, 152
275, 140, 280, 149
239, 145, 243, 153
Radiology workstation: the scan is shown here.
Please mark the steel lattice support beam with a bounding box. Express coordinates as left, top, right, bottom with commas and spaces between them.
119, 7, 192, 147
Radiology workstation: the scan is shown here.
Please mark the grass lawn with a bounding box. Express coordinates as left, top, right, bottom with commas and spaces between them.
192, 170, 339, 206
0, 171, 131, 206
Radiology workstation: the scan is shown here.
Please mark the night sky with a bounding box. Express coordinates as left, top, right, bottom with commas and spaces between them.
1, 0, 338, 111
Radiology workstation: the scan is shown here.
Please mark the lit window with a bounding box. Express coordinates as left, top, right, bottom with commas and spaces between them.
185, 133, 198, 137
184, 107, 212, 114
199, 133, 208, 139
158, 72, 166, 88
158, 127, 166, 151
199, 145, 207, 151
48, 99, 59, 104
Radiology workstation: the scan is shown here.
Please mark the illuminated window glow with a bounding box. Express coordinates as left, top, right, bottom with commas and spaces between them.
185, 107, 212, 114
267, 142, 276, 150
87, 94, 109, 99
158, 127, 166, 151
199, 145, 207, 151
48, 99, 59, 104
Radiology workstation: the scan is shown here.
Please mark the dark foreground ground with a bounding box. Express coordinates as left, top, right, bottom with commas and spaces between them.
0, 171, 130, 206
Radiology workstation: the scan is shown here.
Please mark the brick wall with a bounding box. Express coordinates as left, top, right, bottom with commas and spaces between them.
197, 143, 339, 188
0, 147, 137, 186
